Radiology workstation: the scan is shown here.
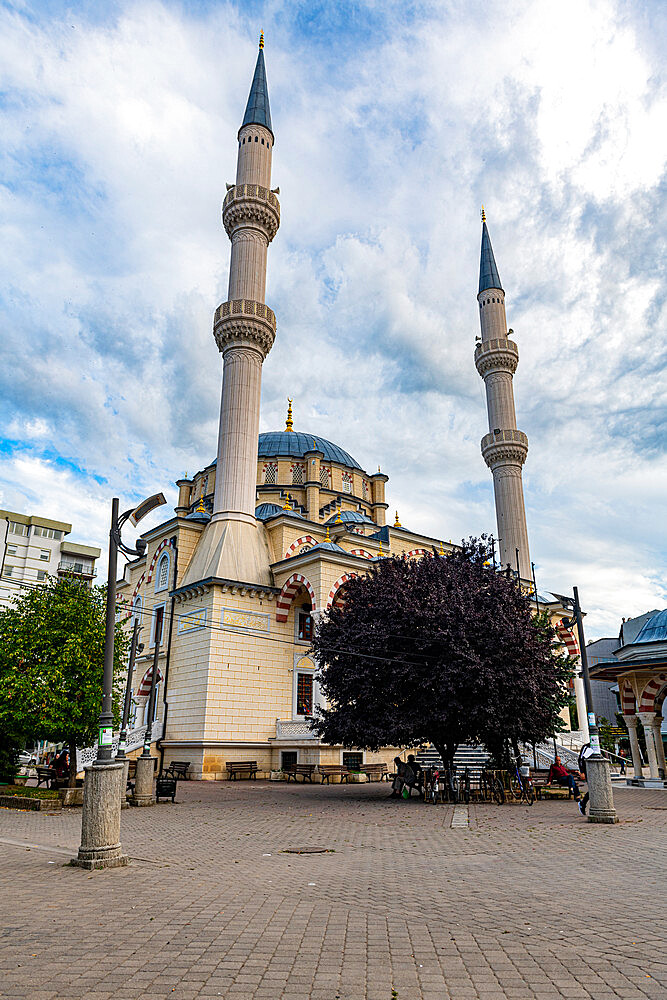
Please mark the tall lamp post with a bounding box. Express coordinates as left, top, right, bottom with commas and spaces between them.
74, 492, 166, 869
564, 587, 618, 824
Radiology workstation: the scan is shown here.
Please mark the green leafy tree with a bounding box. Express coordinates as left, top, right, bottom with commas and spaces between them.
311, 539, 573, 768
0, 577, 127, 785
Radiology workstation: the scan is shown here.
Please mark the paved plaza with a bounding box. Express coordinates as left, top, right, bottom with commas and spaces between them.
2, 781, 666, 1000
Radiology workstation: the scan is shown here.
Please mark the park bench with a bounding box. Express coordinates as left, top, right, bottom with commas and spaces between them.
533, 768, 582, 800
35, 766, 56, 789
359, 763, 390, 782
226, 760, 259, 780
284, 763, 316, 782
318, 765, 350, 784
165, 760, 191, 780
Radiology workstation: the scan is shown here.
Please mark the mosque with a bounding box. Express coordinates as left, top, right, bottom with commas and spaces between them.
117, 38, 581, 778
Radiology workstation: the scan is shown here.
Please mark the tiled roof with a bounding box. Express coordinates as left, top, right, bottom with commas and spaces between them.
634, 609, 667, 645
258, 431, 362, 470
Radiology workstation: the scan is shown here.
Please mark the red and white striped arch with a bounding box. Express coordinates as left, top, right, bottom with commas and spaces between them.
349, 549, 374, 560
284, 535, 318, 560
555, 621, 579, 657
327, 573, 358, 609
276, 574, 316, 623
403, 548, 428, 560
146, 538, 175, 585
638, 674, 667, 713
620, 679, 637, 715
136, 664, 163, 697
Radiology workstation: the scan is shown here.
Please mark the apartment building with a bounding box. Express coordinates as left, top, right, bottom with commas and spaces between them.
0, 508, 101, 608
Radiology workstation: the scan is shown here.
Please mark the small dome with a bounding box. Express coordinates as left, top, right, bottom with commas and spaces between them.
325, 510, 376, 527
185, 508, 211, 524
258, 431, 362, 470
255, 503, 283, 521
634, 609, 667, 645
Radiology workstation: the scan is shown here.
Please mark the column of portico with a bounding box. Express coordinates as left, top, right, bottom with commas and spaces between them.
622, 714, 644, 778
638, 712, 661, 780
650, 715, 666, 777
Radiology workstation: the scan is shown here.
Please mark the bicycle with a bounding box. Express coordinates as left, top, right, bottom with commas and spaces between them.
423, 767, 441, 804
480, 768, 505, 804
509, 756, 535, 805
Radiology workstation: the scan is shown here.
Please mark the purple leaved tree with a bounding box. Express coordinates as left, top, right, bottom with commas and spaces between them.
311, 539, 572, 768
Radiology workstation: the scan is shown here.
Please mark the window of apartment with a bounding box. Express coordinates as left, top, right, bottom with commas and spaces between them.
296, 671, 313, 716
281, 751, 297, 769
39, 550, 49, 561
151, 604, 165, 647
36, 570, 47, 581
33, 526, 61, 540
9, 521, 29, 537
297, 604, 313, 642
342, 752, 363, 772
6, 545, 16, 557
3, 565, 14, 577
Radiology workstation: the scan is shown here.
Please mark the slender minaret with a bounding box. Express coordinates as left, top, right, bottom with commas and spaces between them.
474, 210, 531, 580
182, 34, 279, 587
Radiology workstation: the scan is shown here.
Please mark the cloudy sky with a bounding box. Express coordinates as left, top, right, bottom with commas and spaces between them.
1, 0, 665, 638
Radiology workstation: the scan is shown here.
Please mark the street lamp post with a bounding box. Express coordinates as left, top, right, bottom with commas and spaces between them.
568, 587, 618, 824
73, 492, 166, 869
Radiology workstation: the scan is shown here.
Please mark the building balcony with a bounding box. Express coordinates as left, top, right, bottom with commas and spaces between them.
57, 561, 97, 578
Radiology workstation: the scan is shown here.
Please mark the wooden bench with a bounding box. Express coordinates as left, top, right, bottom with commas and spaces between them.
533, 768, 582, 800
284, 763, 316, 782
318, 765, 350, 785
166, 760, 191, 780
35, 766, 56, 789
360, 763, 390, 782
226, 760, 259, 780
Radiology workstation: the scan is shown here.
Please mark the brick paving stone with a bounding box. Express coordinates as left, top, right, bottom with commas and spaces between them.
1, 783, 666, 998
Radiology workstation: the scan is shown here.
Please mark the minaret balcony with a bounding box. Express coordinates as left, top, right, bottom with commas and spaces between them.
222, 184, 280, 242
475, 338, 519, 376
481, 428, 528, 468
214, 298, 277, 356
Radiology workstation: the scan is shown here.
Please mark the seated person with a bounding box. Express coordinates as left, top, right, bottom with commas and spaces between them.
546, 756, 582, 800
406, 754, 424, 793
390, 757, 416, 798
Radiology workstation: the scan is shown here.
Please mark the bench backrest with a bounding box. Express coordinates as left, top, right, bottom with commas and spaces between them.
226, 761, 258, 769
319, 765, 347, 773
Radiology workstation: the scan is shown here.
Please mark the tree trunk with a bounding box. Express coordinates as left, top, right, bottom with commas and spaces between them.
68, 739, 78, 788
433, 742, 456, 770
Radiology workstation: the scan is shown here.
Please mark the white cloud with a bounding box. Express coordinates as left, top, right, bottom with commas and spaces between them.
0, 0, 665, 639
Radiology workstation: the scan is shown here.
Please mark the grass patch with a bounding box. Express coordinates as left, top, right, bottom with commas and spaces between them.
0, 784, 59, 800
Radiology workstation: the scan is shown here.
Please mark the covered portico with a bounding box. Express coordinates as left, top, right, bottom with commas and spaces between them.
590, 609, 667, 787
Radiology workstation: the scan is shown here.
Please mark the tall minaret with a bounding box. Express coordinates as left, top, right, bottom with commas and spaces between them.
474, 210, 531, 580
182, 34, 279, 587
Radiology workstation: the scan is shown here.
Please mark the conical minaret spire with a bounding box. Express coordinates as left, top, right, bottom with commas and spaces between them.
474, 211, 531, 580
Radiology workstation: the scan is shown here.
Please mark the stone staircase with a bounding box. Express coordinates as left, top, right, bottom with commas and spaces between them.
416, 744, 489, 775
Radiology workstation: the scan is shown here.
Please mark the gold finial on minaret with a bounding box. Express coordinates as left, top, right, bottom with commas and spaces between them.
394, 511, 401, 527
259, 30, 264, 49
285, 398, 294, 432
481, 205, 486, 222
282, 492, 292, 510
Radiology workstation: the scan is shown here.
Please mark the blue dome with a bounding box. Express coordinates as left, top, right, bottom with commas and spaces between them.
634, 610, 667, 644
258, 431, 362, 470
325, 510, 376, 526
255, 503, 283, 521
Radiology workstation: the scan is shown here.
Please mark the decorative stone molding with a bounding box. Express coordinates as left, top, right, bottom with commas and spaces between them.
222, 183, 280, 242
475, 338, 519, 376
214, 298, 276, 357
481, 428, 528, 468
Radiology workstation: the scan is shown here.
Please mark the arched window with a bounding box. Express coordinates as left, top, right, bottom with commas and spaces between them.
342, 471, 353, 494
132, 596, 143, 628
254, 135, 258, 142
292, 464, 305, 486
264, 463, 277, 485
156, 553, 170, 592
320, 465, 330, 487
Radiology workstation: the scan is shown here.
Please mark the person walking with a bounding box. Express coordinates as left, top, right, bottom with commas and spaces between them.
577, 743, 596, 816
